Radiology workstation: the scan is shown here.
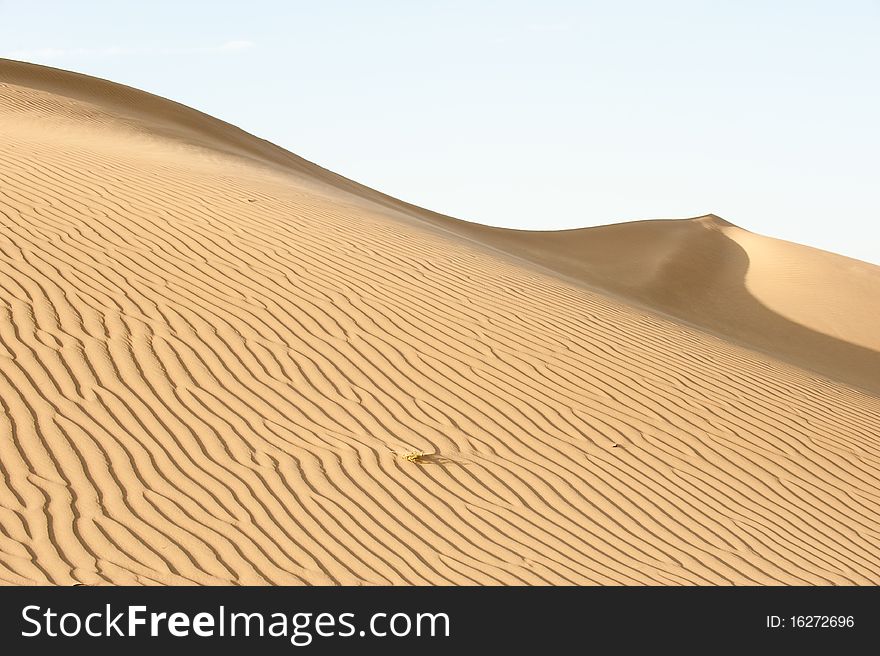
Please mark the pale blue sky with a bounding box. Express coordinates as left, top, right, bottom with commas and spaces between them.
2, 1, 878, 264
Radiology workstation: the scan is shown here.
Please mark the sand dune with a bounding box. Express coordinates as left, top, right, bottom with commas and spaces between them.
1, 59, 879, 586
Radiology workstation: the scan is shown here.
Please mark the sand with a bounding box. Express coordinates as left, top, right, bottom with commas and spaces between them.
1, 58, 879, 586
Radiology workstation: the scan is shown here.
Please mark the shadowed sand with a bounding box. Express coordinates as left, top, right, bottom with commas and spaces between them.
1, 59, 879, 585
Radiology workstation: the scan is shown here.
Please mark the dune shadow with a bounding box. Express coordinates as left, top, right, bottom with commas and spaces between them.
638, 226, 880, 396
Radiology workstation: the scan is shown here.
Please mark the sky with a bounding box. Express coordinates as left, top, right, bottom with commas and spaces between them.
1, 0, 878, 264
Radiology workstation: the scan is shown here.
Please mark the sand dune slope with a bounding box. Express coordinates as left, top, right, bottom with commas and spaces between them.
1, 59, 879, 585
440, 215, 880, 395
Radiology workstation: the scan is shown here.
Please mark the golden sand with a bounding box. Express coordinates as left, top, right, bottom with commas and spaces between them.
1, 59, 878, 585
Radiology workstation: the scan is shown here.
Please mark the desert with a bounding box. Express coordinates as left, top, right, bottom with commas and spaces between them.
0, 58, 878, 586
